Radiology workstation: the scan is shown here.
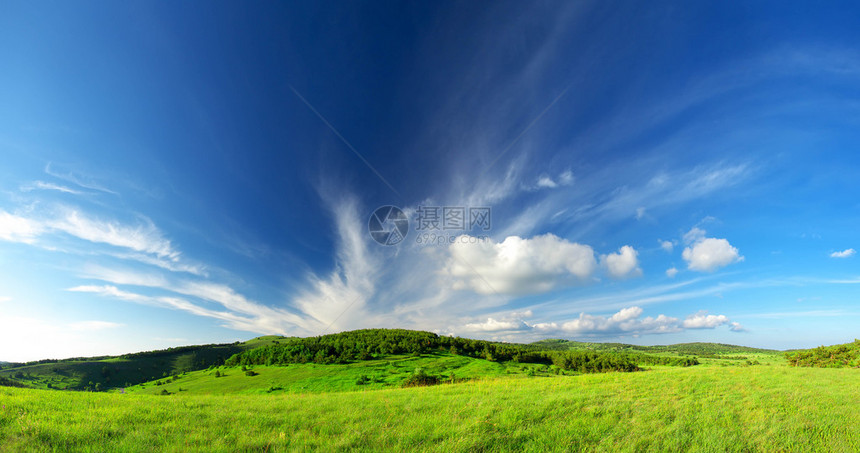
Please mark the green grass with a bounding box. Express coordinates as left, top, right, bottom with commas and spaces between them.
126, 353, 563, 395
2, 365, 858, 451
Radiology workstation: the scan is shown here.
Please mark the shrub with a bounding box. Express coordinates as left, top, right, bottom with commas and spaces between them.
402, 368, 438, 388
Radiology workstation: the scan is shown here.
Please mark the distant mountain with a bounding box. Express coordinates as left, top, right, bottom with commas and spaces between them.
529, 339, 777, 355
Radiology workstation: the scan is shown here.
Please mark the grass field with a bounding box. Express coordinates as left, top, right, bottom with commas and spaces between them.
125, 352, 535, 395
2, 365, 858, 452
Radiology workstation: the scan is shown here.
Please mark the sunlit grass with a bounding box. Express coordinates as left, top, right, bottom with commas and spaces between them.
2, 366, 858, 451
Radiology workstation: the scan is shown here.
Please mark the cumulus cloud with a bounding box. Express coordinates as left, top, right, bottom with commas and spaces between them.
464, 317, 531, 332
532, 306, 681, 336
682, 311, 730, 329
830, 248, 856, 258
659, 240, 674, 253
601, 245, 642, 279
446, 233, 597, 295
665, 267, 678, 278
509, 306, 742, 337
532, 170, 574, 190
681, 227, 743, 272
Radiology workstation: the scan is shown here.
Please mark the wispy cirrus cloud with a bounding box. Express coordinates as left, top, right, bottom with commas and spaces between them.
44, 162, 117, 195
20, 181, 83, 195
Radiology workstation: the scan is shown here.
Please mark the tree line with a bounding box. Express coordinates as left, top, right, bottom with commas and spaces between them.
224, 329, 645, 373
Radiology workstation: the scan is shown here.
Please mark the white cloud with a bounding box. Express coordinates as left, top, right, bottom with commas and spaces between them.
69, 320, 124, 331
50, 209, 179, 260
682, 311, 730, 329
532, 170, 574, 191
520, 306, 741, 337
666, 267, 678, 278
635, 207, 646, 220
21, 181, 82, 195
830, 248, 856, 258
464, 317, 531, 332
0, 210, 44, 244
67, 284, 298, 335
601, 245, 642, 279
290, 197, 380, 333
729, 322, 746, 332
681, 228, 743, 272
659, 240, 674, 253
683, 227, 706, 244
536, 175, 558, 188
558, 170, 574, 185
446, 233, 597, 295
44, 162, 117, 195
533, 306, 681, 336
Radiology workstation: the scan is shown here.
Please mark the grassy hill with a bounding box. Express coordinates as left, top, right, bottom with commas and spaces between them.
0, 329, 790, 392
0, 336, 286, 391
126, 352, 556, 395
784, 339, 860, 367
3, 365, 859, 451
2, 331, 858, 450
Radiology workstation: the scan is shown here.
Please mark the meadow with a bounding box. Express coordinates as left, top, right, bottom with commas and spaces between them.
1, 331, 857, 451
2, 365, 858, 452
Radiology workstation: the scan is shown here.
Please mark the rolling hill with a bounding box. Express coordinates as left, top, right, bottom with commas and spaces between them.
0, 328, 788, 393
0, 335, 287, 391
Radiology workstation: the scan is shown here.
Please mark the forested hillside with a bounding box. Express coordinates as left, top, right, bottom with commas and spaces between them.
225, 329, 641, 373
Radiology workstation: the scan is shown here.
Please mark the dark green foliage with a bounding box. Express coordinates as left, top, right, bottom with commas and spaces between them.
225, 329, 640, 374
0, 336, 283, 391
0, 376, 26, 388
784, 340, 860, 367
551, 351, 640, 373
627, 354, 700, 367
402, 368, 438, 387
244, 370, 258, 377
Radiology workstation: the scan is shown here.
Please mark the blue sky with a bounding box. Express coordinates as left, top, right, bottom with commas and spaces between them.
1, 2, 859, 361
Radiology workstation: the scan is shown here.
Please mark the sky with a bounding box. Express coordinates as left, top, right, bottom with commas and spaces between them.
1, 1, 859, 362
